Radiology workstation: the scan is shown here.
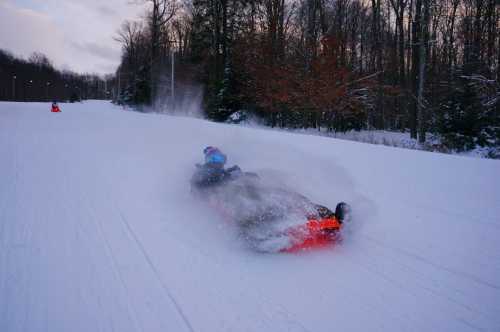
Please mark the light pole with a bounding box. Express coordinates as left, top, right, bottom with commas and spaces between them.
117, 70, 121, 103
167, 39, 177, 111
171, 46, 175, 110
46, 82, 51, 101
12, 75, 16, 101
27, 79, 33, 101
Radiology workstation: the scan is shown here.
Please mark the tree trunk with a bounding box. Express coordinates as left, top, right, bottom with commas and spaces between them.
410, 0, 421, 139
417, 0, 430, 144
398, 2, 406, 86
305, 0, 317, 71
486, 0, 495, 74
448, 0, 459, 72
498, 6, 500, 81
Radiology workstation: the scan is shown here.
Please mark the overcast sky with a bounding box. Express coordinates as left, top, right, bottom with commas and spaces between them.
0, 0, 146, 75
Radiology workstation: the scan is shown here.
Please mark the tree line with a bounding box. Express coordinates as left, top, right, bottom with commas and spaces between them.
0, 49, 111, 103
116, 0, 499, 153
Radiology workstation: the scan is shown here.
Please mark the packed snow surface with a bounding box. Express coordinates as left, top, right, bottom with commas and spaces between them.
1, 100, 499, 332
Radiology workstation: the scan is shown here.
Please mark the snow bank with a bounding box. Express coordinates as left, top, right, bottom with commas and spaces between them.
235, 120, 499, 159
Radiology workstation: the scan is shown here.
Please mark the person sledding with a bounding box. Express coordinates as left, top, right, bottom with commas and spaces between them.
190, 146, 352, 252
191, 146, 242, 189
51, 101, 61, 113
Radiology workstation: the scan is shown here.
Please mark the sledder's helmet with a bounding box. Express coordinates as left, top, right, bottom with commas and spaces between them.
203, 146, 227, 165
203, 146, 216, 155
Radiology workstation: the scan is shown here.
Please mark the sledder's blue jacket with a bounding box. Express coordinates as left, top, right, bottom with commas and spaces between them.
191, 147, 242, 189
205, 150, 227, 165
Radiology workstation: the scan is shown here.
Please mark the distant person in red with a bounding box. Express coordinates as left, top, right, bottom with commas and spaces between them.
51, 101, 61, 113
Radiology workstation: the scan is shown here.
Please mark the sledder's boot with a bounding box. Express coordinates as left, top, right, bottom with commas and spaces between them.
307, 205, 341, 235
335, 202, 351, 223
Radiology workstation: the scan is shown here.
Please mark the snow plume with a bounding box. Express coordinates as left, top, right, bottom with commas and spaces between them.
152, 76, 204, 118
195, 173, 320, 253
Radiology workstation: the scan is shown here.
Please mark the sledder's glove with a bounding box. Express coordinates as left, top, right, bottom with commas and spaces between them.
226, 165, 241, 173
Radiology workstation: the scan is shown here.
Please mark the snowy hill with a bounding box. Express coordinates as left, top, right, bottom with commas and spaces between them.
1, 100, 499, 332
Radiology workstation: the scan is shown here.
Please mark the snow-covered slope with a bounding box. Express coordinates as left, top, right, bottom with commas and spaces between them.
1, 100, 499, 332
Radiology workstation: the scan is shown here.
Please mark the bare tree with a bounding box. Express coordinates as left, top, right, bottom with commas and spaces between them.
146, 0, 178, 102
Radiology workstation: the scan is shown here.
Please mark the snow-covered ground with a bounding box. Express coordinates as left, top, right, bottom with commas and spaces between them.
236, 118, 498, 159
1, 100, 499, 332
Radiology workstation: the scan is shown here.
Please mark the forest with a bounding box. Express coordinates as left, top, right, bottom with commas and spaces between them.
115, 0, 499, 153
0, 49, 111, 103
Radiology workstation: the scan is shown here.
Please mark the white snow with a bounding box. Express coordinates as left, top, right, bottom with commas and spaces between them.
238, 121, 499, 159
1, 100, 499, 332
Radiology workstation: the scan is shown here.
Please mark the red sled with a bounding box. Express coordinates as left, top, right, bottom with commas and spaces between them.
282, 213, 344, 253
